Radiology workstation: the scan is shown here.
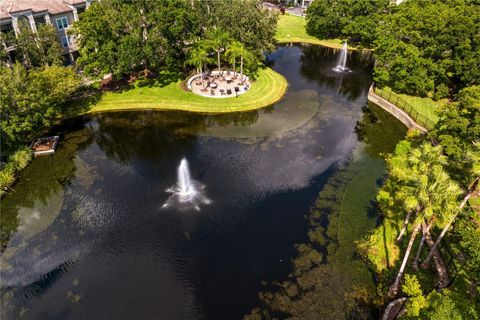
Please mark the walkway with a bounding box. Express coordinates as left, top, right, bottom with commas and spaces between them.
367, 85, 428, 133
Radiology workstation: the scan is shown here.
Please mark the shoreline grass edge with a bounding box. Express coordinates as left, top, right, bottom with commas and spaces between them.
85, 67, 288, 114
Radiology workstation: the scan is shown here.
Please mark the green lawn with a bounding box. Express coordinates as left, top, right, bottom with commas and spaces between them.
275, 14, 344, 49
394, 92, 447, 124
376, 87, 447, 125
85, 67, 287, 114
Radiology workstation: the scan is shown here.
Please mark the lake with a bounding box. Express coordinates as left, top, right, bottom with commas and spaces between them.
0, 44, 406, 320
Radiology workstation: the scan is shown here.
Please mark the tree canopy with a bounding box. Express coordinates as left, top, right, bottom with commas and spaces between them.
374, 0, 480, 97
306, 0, 392, 47
1, 24, 64, 68
306, 0, 480, 97
72, 0, 196, 78
430, 85, 480, 184
0, 63, 81, 152
72, 0, 277, 79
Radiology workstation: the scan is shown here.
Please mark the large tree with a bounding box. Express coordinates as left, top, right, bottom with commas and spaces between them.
193, 0, 277, 56
374, 0, 480, 97
0, 63, 80, 152
1, 24, 64, 68
375, 142, 461, 297
184, 44, 211, 89
73, 0, 275, 79
430, 85, 480, 184
306, 0, 391, 47
205, 29, 231, 74
72, 0, 195, 78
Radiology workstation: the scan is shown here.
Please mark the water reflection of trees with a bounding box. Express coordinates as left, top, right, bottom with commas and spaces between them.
0, 123, 93, 251
355, 103, 407, 158
245, 158, 382, 320
299, 45, 374, 101
93, 111, 260, 164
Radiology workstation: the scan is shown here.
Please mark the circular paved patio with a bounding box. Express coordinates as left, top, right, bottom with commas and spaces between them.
187, 71, 251, 98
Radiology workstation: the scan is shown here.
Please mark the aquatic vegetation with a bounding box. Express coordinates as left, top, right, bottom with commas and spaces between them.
0, 128, 92, 250
246, 151, 388, 319
0, 147, 32, 197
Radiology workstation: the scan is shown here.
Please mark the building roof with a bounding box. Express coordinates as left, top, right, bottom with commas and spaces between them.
0, 0, 86, 20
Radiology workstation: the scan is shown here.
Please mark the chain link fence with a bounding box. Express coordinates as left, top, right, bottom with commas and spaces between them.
373, 87, 435, 130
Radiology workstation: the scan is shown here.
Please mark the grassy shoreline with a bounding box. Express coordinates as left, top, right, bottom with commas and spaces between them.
275, 14, 364, 51
376, 87, 447, 126
84, 67, 287, 114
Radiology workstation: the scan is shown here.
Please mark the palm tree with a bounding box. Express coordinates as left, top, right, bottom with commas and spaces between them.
185, 45, 211, 90
239, 47, 254, 84
396, 210, 413, 243
225, 41, 243, 77
420, 176, 478, 269
411, 167, 461, 269
205, 29, 231, 75
386, 143, 461, 297
420, 142, 480, 269
388, 222, 421, 298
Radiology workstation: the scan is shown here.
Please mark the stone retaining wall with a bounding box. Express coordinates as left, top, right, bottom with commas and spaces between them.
367, 85, 427, 134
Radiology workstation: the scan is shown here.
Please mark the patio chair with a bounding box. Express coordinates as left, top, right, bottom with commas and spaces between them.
227, 89, 232, 95
211, 89, 215, 95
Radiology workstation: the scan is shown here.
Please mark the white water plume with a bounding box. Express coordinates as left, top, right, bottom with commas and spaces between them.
333, 42, 350, 73
162, 158, 211, 211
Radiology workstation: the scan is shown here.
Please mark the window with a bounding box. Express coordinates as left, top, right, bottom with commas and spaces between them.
56, 17, 68, 30
61, 36, 69, 48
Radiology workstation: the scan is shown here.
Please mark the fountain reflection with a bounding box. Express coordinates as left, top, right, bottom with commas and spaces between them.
162, 158, 211, 211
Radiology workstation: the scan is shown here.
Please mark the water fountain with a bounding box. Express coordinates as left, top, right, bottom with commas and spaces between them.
162, 158, 211, 211
333, 42, 350, 73
178, 158, 193, 196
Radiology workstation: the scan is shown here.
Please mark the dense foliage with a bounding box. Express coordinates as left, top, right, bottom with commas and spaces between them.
73, 0, 195, 77
306, 0, 480, 97
0, 63, 81, 152
374, 0, 480, 97
0, 147, 32, 197
357, 87, 480, 318
0, 24, 64, 68
306, 0, 391, 47
431, 85, 480, 184
73, 0, 277, 78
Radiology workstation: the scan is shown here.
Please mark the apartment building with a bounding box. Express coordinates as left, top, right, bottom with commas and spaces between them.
0, 0, 93, 64
285, 0, 314, 8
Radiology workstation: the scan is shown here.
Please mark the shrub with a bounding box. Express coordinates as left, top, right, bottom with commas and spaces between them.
433, 83, 449, 101
9, 147, 32, 171
0, 146, 32, 197
0, 164, 16, 197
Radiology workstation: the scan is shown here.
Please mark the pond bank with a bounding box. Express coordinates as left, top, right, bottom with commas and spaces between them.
84, 67, 287, 114
275, 14, 370, 51
368, 85, 428, 133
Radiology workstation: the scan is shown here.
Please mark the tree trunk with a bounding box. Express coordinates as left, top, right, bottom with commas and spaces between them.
140, 8, 148, 42
388, 223, 421, 298
233, 57, 236, 77
424, 229, 449, 288
412, 219, 434, 269
217, 49, 221, 75
200, 65, 205, 89
421, 176, 479, 269
240, 56, 244, 83
397, 211, 412, 242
